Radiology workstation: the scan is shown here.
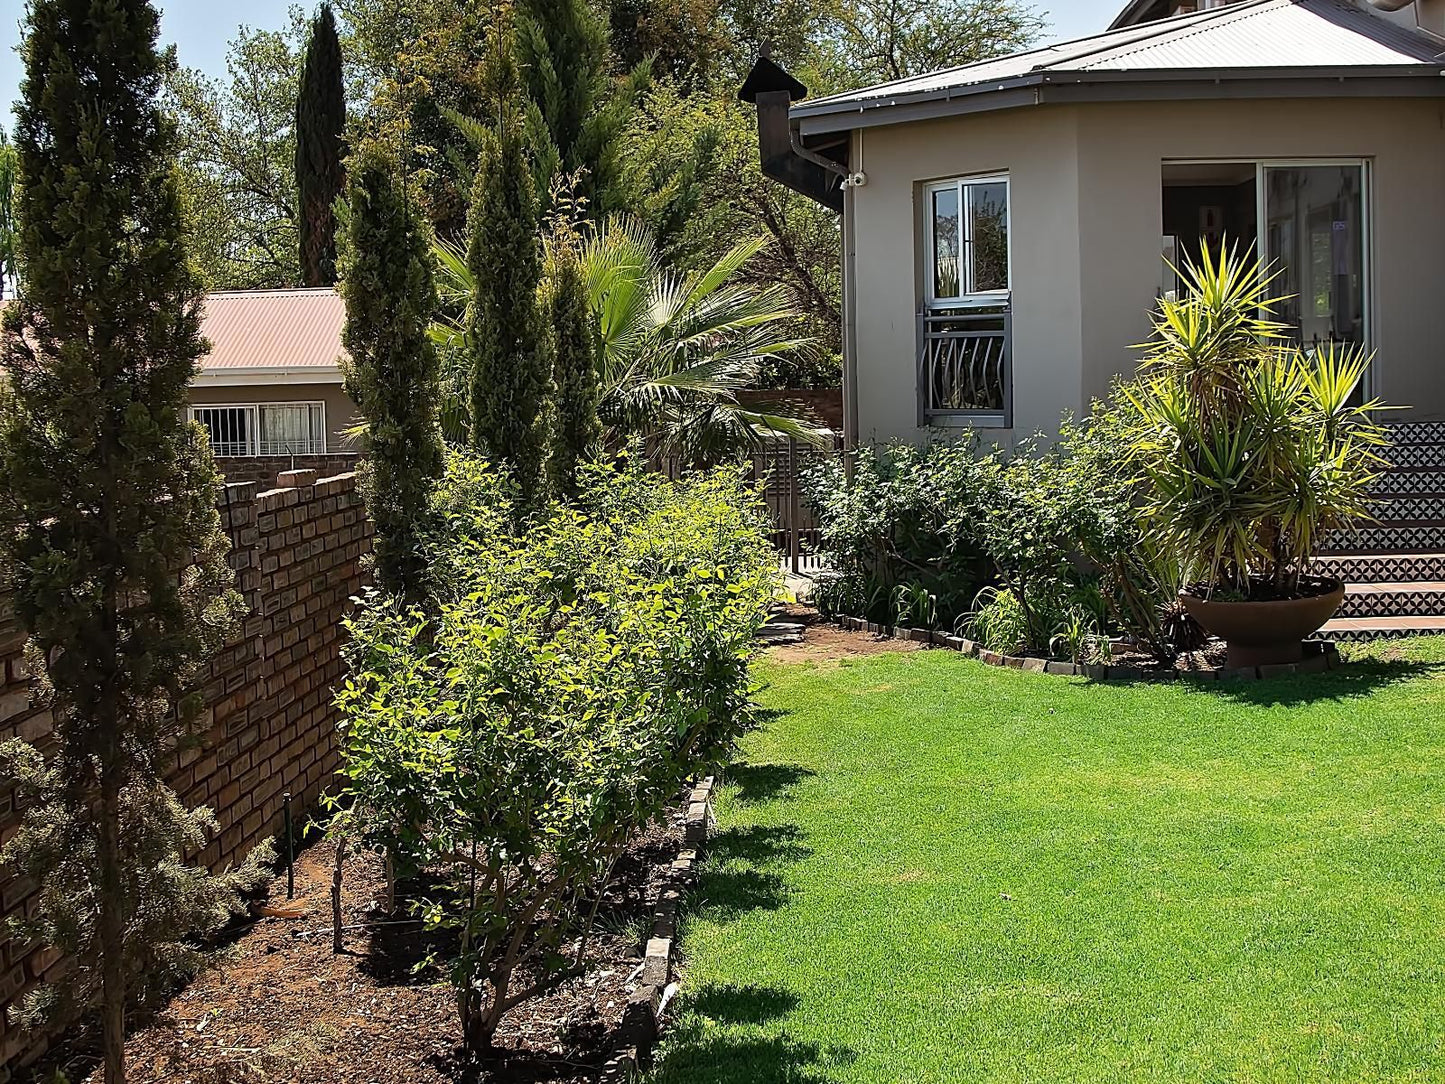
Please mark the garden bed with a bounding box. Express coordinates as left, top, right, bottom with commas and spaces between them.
824, 613, 1342, 681
32, 809, 697, 1084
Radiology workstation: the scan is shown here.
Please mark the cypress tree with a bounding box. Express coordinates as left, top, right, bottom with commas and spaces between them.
468, 12, 548, 508
340, 142, 446, 604
296, 2, 346, 286
545, 242, 602, 500
516, 0, 647, 215
0, 3, 266, 1081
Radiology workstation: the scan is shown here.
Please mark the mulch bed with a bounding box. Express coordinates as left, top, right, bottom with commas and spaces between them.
30, 815, 684, 1084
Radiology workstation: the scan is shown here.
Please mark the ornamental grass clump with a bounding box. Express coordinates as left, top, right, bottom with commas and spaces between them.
335, 453, 776, 1051
1124, 243, 1390, 600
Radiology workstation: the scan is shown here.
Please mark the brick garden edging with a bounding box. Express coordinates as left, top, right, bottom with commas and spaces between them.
828, 615, 1343, 682
600, 776, 715, 1082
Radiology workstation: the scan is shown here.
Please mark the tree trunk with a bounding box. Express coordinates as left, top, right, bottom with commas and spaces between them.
98, 771, 126, 1084
331, 835, 347, 954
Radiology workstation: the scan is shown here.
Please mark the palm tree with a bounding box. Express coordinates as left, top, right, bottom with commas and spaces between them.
431, 214, 830, 460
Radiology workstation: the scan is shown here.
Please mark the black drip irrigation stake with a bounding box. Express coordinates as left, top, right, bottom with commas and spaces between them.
283, 792, 295, 900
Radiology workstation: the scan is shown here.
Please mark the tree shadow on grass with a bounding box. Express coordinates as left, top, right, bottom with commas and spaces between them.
708, 823, 812, 865
693, 865, 791, 920
1187, 656, 1445, 708
689, 981, 801, 1024
724, 761, 816, 805
651, 1024, 857, 1084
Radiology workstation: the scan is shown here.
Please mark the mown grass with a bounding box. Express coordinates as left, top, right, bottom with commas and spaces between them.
648, 640, 1445, 1083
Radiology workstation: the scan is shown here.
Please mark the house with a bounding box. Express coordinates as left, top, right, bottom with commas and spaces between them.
190, 288, 357, 459
743, 0, 1445, 448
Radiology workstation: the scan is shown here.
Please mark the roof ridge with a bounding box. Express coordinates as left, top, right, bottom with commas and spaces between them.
1039, 0, 1277, 73
207, 287, 340, 298
1069, 0, 1284, 71
800, 1, 1269, 109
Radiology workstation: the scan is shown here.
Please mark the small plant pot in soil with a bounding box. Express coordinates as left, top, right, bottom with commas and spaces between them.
1179, 578, 1345, 669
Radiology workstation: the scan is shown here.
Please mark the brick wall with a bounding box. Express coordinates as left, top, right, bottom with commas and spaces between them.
0, 470, 372, 1072
214, 452, 361, 486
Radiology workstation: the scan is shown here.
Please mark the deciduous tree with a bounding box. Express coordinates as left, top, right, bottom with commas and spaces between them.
168, 19, 304, 288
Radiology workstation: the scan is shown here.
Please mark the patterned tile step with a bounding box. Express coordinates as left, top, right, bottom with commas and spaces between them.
1312, 552, 1445, 583
1370, 471, 1445, 496
1379, 443, 1445, 470
1322, 614, 1445, 641
1364, 495, 1445, 519
1338, 582, 1445, 619
1320, 523, 1445, 554
1384, 420, 1445, 445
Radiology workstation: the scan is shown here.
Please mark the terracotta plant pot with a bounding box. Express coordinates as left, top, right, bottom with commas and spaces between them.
1179, 579, 1345, 668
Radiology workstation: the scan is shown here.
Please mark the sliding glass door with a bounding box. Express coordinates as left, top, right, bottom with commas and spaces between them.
1262, 162, 1368, 355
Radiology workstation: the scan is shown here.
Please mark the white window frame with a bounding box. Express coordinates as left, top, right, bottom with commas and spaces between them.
1163, 156, 1374, 395
923, 173, 1012, 308
189, 401, 328, 457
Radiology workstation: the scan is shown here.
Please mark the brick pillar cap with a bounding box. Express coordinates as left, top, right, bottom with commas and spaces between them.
276, 469, 319, 488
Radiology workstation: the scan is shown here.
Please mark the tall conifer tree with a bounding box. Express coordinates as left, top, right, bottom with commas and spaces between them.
516, 0, 648, 214
468, 8, 548, 508
544, 242, 602, 500
0, 3, 266, 1080
296, 2, 346, 286
340, 142, 446, 604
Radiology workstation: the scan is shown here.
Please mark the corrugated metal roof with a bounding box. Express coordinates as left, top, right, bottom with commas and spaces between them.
795, 0, 1445, 118
200, 288, 346, 374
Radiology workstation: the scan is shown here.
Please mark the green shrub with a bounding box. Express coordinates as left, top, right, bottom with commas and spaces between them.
803, 441, 994, 626
807, 434, 1151, 655
335, 453, 776, 1051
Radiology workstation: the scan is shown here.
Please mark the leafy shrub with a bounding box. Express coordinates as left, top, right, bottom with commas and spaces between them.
335, 453, 776, 1051
803, 441, 994, 626
807, 434, 1150, 655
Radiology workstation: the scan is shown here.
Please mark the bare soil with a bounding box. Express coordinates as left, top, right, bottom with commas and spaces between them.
34, 816, 683, 1084
765, 604, 923, 665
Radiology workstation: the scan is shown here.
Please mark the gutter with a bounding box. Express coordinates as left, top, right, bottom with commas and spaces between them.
193, 364, 345, 387
792, 64, 1445, 134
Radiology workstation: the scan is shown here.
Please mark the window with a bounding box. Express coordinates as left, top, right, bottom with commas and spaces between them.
920, 175, 1012, 427
190, 402, 327, 457
925, 175, 1010, 304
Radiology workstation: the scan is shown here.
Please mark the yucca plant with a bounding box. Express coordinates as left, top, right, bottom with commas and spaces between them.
1124, 242, 1391, 599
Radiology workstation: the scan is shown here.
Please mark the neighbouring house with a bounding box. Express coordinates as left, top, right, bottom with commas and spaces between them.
743, 0, 1445, 447
190, 288, 357, 460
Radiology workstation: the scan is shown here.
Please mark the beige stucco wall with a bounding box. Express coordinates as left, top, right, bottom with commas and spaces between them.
848, 95, 1445, 446
185, 382, 359, 452
851, 106, 1083, 446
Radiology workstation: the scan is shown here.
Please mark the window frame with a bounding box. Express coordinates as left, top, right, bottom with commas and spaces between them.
923, 173, 1012, 307
189, 400, 329, 457
1162, 156, 1374, 397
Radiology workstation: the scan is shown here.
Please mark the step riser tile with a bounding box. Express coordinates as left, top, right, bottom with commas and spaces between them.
1312, 554, 1445, 583
1322, 525, 1445, 554
1326, 625, 1445, 642
1339, 592, 1445, 619
1366, 496, 1445, 519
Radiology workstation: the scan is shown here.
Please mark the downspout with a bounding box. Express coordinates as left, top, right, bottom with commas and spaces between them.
841, 130, 862, 481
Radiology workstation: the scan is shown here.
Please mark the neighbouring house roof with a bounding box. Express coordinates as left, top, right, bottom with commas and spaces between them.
197, 288, 346, 386
791, 0, 1445, 134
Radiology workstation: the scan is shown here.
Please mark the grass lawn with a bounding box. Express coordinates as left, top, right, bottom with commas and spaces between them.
648, 640, 1445, 1083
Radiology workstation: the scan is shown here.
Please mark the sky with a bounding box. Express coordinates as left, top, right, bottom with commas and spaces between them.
0, 0, 1125, 127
